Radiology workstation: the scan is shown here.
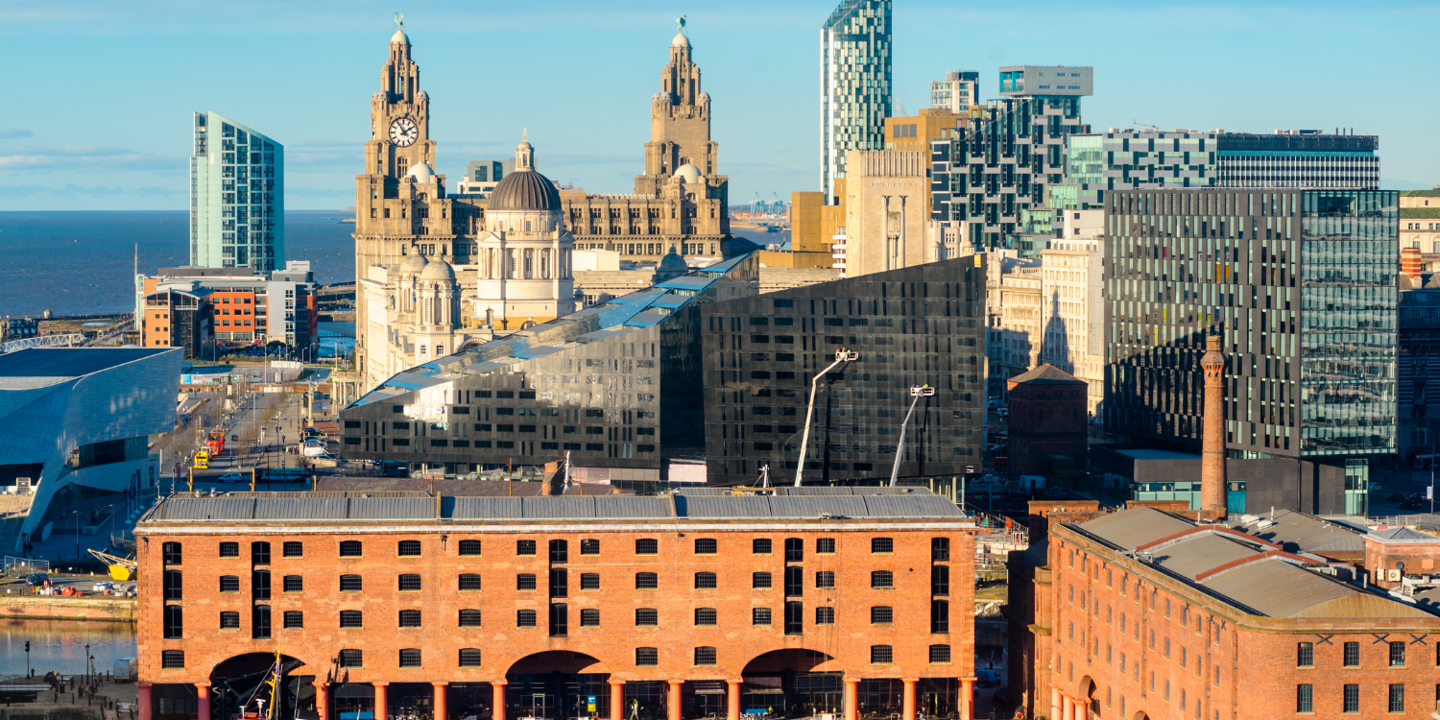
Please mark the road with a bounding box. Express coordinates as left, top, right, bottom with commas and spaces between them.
168, 385, 337, 491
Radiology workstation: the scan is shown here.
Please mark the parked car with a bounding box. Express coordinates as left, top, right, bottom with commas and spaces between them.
1386, 493, 1406, 503
218, 472, 246, 483
25, 573, 49, 586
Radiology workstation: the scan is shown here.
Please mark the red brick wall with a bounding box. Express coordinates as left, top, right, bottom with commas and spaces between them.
138, 526, 976, 686
1364, 536, 1440, 589
1006, 383, 1086, 476
1042, 526, 1440, 720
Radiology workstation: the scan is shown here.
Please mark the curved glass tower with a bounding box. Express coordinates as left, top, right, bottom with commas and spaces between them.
190, 111, 284, 272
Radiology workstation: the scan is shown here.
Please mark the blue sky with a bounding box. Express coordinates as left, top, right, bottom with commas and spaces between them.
1, 0, 1436, 211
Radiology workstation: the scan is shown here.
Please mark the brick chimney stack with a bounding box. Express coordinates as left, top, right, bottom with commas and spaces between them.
1201, 334, 1227, 520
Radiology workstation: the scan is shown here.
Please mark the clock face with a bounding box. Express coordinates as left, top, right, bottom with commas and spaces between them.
389, 116, 419, 147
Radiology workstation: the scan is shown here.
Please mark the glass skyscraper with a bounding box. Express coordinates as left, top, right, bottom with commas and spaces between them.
190, 112, 284, 272
1105, 188, 1397, 514
821, 0, 891, 205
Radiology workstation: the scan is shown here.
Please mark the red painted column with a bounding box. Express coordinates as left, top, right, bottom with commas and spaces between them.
196, 682, 211, 720
901, 679, 916, 720
373, 683, 389, 720
313, 682, 330, 720
666, 680, 683, 720
958, 677, 975, 720
433, 683, 448, 720
137, 683, 152, 720
609, 679, 625, 720
843, 678, 859, 720
726, 680, 741, 720
492, 680, 507, 720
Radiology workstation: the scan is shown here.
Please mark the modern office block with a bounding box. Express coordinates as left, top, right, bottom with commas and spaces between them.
137, 261, 320, 355
930, 97, 1091, 254
1063, 129, 1381, 209
190, 112, 284, 272
930, 70, 978, 114
997, 66, 1092, 100
821, 0, 891, 205
1104, 189, 1398, 514
339, 255, 758, 486
700, 256, 987, 486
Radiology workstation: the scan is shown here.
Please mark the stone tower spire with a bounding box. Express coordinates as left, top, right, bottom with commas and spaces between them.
638, 21, 718, 190
1201, 334, 1227, 520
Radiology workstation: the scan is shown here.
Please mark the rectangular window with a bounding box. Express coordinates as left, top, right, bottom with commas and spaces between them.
338, 649, 363, 668
695, 608, 718, 626
871, 606, 894, 624
872, 538, 894, 554
695, 538, 718, 554
517, 574, 538, 591
1343, 684, 1359, 713
784, 567, 803, 596
398, 540, 422, 557
695, 572, 718, 589
636, 572, 658, 589
459, 648, 482, 667
459, 609, 482, 627
635, 609, 658, 626
817, 538, 836, 554
516, 610, 537, 628
931, 537, 950, 561
399, 609, 422, 628
283, 611, 303, 629
459, 574, 482, 591
220, 611, 240, 629
549, 603, 569, 637
283, 575, 303, 593
161, 651, 185, 669
1298, 642, 1314, 667
399, 649, 421, 668
282, 541, 303, 558
784, 601, 803, 635
929, 645, 951, 663
219, 542, 239, 558
339, 575, 362, 592
339, 541, 362, 557
580, 539, 600, 555
815, 607, 835, 625
1391, 641, 1406, 666
752, 608, 772, 625
580, 609, 600, 627
1389, 684, 1404, 713
580, 573, 600, 590
871, 571, 894, 589
694, 646, 717, 666
636, 539, 658, 555
163, 605, 183, 639
636, 648, 658, 666
931, 599, 950, 633
218, 575, 239, 593
871, 645, 893, 664
163, 542, 182, 566
753, 572, 772, 589
753, 539, 772, 554
458, 539, 482, 556
815, 571, 836, 589
517, 540, 537, 556
1345, 642, 1360, 667
339, 610, 363, 628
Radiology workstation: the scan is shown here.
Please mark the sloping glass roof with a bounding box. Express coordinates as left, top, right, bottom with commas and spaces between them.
350, 254, 753, 407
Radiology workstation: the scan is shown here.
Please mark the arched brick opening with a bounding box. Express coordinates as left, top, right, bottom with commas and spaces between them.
209, 653, 315, 720
505, 651, 611, 720
739, 649, 838, 718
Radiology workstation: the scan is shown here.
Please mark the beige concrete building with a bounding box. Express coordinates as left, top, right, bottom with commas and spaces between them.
995, 268, 1043, 388
1038, 239, 1104, 415
1402, 190, 1440, 270
834, 150, 929, 277
561, 26, 731, 266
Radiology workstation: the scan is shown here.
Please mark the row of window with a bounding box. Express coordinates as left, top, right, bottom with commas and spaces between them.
187, 568, 927, 597
164, 537, 950, 564
1298, 683, 1408, 713
1297, 640, 1432, 668
160, 644, 953, 671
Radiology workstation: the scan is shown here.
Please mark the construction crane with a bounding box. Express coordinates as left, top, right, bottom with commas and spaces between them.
1132, 120, 1161, 132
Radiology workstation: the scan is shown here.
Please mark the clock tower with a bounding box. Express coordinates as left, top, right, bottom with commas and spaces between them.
352, 22, 489, 391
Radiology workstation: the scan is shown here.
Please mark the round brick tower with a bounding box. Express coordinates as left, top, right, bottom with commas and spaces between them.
1201, 334, 1227, 520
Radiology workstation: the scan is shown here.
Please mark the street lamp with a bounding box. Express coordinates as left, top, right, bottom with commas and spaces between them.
794, 349, 859, 487
889, 384, 936, 487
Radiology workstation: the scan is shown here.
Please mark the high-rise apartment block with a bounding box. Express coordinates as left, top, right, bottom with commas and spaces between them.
929, 70, 978, 114
931, 67, 1093, 254
1105, 189, 1398, 515
190, 112, 284, 272
1062, 129, 1381, 208
821, 0, 891, 204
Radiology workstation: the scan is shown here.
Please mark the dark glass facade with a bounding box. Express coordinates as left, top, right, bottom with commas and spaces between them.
1104, 189, 1396, 513
338, 256, 758, 484
700, 257, 987, 486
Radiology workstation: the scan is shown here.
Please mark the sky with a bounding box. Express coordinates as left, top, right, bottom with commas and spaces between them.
1, 0, 1437, 211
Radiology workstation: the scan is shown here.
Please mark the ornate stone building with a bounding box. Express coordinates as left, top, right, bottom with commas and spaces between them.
562, 24, 731, 264
352, 25, 574, 391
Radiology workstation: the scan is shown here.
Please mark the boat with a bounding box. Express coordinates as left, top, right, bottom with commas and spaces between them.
89, 548, 138, 581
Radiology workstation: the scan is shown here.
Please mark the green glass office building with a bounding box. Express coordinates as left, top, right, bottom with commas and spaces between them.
821, 0, 891, 204
1105, 188, 1397, 515
190, 112, 284, 272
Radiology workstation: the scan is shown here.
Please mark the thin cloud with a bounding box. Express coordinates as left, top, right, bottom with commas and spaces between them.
0, 183, 178, 198
0, 145, 181, 172
0, 129, 34, 140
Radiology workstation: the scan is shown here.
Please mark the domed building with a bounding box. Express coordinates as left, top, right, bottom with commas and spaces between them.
472, 135, 576, 330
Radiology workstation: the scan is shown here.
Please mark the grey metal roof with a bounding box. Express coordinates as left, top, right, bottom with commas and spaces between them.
142, 487, 964, 524
1230, 510, 1365, 553
1150, 533, 1257, 580
1077, 507, 1192, 550
1369, 527, 1439, 543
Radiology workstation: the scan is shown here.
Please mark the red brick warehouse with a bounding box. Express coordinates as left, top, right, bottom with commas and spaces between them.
134, 488, 981, 720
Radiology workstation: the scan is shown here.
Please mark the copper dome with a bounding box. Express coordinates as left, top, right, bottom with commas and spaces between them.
488, 170, 561, 212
